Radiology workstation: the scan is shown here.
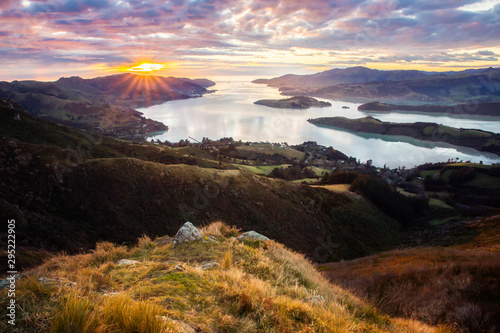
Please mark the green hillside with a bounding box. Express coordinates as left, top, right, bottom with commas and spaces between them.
1, 99, 403, 270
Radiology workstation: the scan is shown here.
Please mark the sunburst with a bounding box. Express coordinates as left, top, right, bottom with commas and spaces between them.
126, 63, 165, 73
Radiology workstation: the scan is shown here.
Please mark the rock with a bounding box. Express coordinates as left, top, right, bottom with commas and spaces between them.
160, 318, 197, 333
200, 261, 221, 270
102, 291, 121, 297
237, 231, 270, 241
0, 274, 20, 289
39, 277, 77, 287
302, 295, 326, 305
173, 222, 202, 246
173, 264, 186, 272
117, 259, 139, 265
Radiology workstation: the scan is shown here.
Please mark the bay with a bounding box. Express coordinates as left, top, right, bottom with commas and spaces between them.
139, 81, 500, 168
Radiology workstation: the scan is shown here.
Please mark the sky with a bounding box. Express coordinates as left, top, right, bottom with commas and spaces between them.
1, 0, 500, 81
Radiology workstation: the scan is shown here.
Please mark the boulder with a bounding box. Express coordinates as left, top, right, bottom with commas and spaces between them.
237, 231, 270, 241
173, 222, 202, 246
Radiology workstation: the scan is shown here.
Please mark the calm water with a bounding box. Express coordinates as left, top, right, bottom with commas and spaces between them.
139, 81, 500, 168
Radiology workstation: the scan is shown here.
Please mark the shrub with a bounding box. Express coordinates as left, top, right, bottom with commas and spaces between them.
350, 175, 428, 225
323, 172, 359, 185
449, 167, 475, 184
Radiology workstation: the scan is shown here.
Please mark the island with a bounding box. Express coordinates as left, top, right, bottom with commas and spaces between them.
307, 116, 500, 155
358, 101, 500, 116
254, 96, 331, 109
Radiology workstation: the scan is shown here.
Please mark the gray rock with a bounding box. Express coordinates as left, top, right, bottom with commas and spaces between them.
0, 274, 20, 289
173, 264, 186, 272
237, 231, 270, 241
302, 295, 326, 305
200, 261, 221, 270
160, 318, 196, 333
39, 277, 77, 287
117, 259, 139, 265
173, 222, 202, 246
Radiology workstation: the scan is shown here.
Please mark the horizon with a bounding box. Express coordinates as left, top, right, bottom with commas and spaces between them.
2, 65, 499, 83
2, 0, 500, 81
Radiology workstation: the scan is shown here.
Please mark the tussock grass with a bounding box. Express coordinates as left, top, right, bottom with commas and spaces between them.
0, 222, 447, 333
200, 221, 240, 238
51, 294, 101, 333
101, 294, 167, 333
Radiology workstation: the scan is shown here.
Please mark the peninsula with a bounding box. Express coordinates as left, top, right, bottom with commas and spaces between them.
358, 101, 500, 116
254, 96, 331, 109
307, 116, 500, 155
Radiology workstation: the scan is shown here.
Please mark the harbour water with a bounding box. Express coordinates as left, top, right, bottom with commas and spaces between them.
139, 81, 500, 168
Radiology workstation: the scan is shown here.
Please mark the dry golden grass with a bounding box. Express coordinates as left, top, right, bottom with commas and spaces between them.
319, 216, 500, 332
0, 222, 448, 333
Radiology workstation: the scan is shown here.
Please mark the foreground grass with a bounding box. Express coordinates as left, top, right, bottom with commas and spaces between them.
319, 215, 500, 332
0, 223, 446, 333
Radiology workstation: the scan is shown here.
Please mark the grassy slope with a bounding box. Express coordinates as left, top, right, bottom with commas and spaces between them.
0, 223, 446, 333
318, 215, 500, 332
1, 100, 402, 265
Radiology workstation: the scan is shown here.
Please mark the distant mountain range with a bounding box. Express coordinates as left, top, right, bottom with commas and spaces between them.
253, 66, 500, 103
0, 74, 215, 139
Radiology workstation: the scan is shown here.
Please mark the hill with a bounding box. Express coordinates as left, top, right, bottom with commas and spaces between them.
0, 74, 214, 139
254, 96, 332, 109
307, 116, 500, 155
0, 99, 404, 269
254, 67, 500, 103
0, 222, 445, 332
253, 66, 430, 89
319, 215, 500, 332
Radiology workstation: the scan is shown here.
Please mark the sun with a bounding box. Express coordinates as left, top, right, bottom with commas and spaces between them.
126, 62, 166, 73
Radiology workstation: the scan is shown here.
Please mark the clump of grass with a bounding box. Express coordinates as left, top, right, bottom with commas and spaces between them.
51, 294, 101, 333
90, 242, 128, 266
201, 221, 240, 238
137, 235, 156, 250
131, 235, 156, 260
222, 248, 233, 270
101, 294, 167, 333
19, 275, 57, 301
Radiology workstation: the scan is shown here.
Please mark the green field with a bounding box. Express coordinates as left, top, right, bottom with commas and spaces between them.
396, 187, 452, 209
233, 163, 292, 175
236, 144, 305, 160
464, 172, 500, 189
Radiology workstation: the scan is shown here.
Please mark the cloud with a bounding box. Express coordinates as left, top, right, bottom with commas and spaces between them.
0, 0, 499, 80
